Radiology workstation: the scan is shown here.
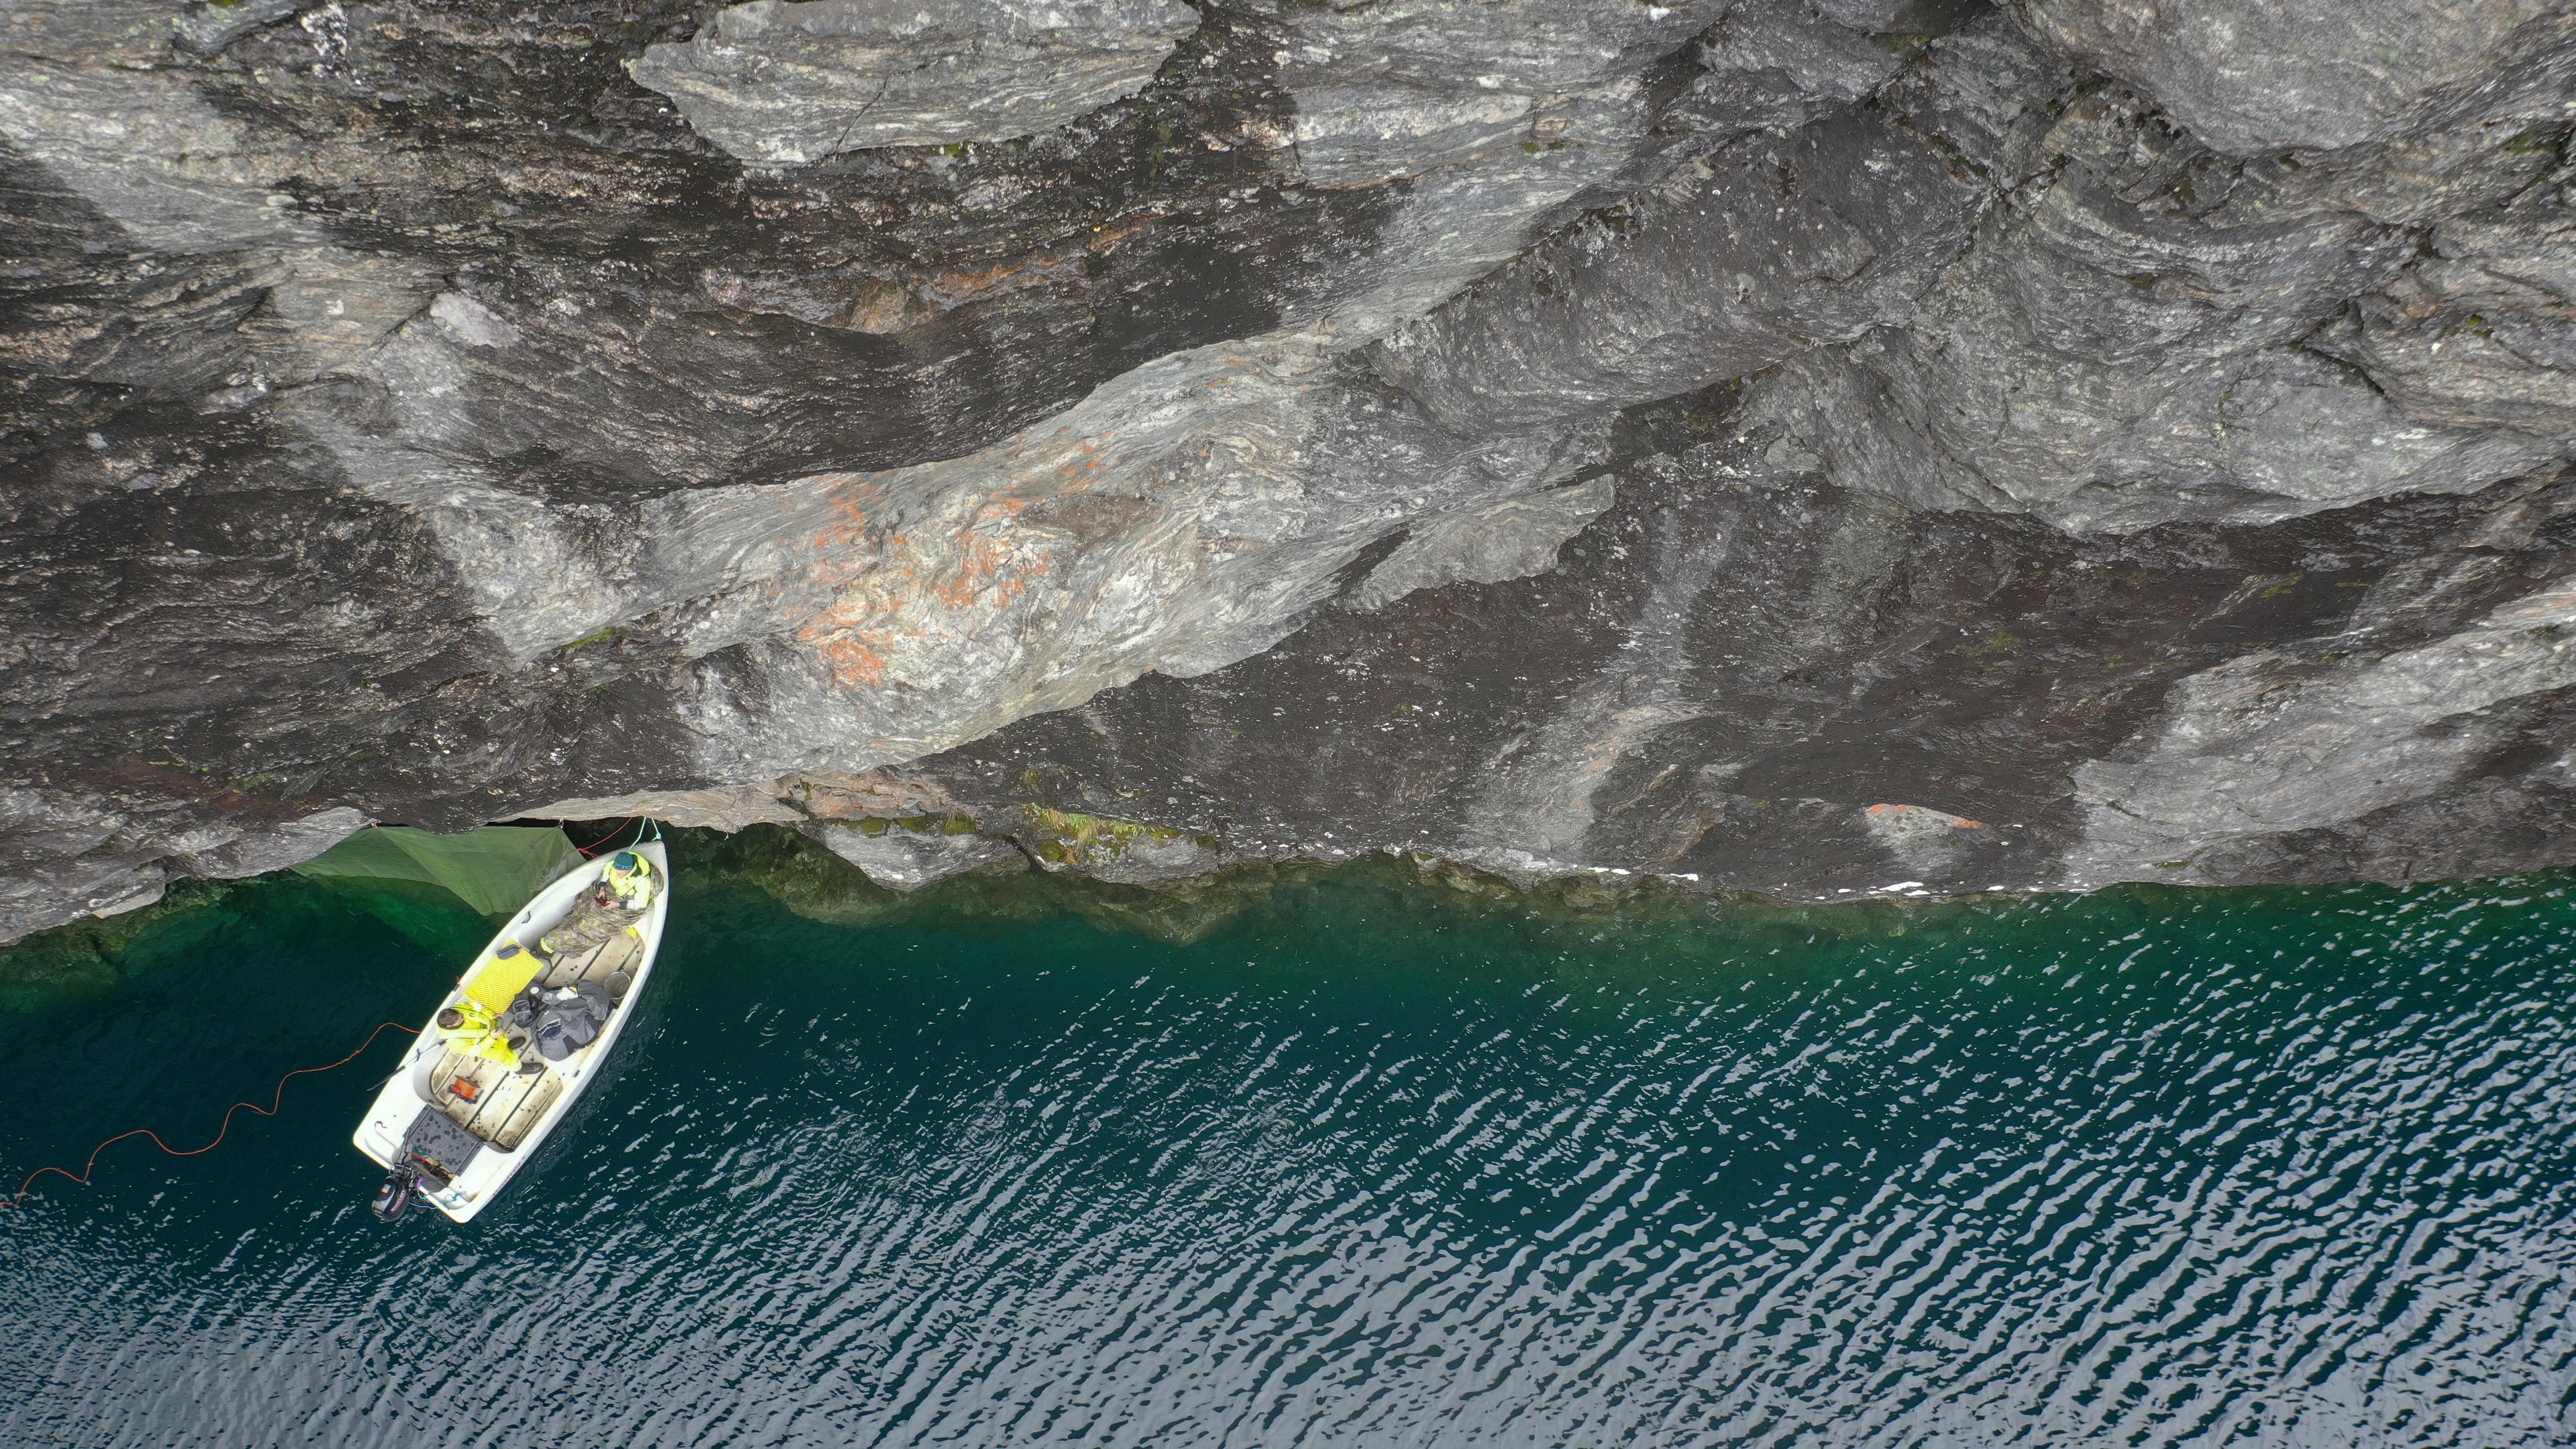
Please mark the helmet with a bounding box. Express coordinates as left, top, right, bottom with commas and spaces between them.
609, 852, 644, 876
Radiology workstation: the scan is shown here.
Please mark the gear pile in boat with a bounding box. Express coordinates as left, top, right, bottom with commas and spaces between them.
367, 846, 664, 1222
429, 853, 656, 1074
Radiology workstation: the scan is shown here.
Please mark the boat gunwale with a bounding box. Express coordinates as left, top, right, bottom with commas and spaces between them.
353, 838, 670, 1222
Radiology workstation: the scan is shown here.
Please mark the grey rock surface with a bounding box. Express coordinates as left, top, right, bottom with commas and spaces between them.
910, 424, 2576, 902
633, 0, 1201, 162
7, 0, 2576, 942
1723, 19, 2576, 533
2010, 0, 2576, 156
1346, 477, 1616, 613
2316, 202, 2576, 437
802, 818, 1022, 891
1370, 107, 1984, 437
1671, 1, 1906, 142
173, 0, 304, 56
1270, 0, 1718, 187
2063, 583, 2576, 889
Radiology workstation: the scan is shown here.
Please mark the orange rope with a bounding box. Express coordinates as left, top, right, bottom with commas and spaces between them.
572, 817, 641, 857
1, 1020, 421, 1209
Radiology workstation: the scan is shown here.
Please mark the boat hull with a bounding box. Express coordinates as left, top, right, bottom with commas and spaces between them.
352, 839, 670, 1222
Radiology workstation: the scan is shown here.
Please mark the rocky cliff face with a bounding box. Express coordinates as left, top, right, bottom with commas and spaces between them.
4, 0, 2572, 942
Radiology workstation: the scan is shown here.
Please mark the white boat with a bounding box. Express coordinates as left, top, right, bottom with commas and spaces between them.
352, 837, 670, 1223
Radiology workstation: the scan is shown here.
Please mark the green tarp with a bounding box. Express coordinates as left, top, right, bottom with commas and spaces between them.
291, 825, 580, 918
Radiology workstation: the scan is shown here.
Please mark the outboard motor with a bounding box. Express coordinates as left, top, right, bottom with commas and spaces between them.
371, 1166, 419, 1222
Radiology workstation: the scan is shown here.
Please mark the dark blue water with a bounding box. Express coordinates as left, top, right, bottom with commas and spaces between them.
3, 855, 2573, 1446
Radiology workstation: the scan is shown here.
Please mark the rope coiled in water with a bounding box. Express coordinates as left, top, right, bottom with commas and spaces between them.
1, 1020, 420, 1209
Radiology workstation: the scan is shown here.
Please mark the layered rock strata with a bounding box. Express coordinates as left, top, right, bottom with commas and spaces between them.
631, 0, 1205, 163
3, 0, 2572, 941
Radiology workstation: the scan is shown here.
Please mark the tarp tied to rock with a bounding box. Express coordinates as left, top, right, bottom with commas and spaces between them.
291, 826, 580, 918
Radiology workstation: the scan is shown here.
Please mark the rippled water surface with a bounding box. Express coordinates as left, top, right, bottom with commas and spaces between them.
3, 857, 2574, 1447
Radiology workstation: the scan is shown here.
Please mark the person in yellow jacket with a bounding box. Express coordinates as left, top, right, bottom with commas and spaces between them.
436, 999, 536, 1074
540, 852, 655, 958
604, 851, 654, 906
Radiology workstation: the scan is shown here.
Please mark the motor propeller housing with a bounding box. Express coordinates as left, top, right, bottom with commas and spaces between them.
370, 1167, 418, 1222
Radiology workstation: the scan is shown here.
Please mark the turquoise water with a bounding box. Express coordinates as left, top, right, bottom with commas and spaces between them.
2, 848, 2573, 1447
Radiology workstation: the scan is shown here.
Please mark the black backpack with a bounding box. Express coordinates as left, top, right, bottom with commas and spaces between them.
532, 982, 615, 1061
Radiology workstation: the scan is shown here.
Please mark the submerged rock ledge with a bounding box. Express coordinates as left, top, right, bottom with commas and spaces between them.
4, 0, 2574, 942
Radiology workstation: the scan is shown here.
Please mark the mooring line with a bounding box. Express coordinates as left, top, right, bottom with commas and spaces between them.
571, 816, 644, 857
1, 1020, 420, 1209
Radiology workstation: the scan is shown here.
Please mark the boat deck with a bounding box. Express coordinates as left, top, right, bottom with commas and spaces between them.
424, 930, 644, 1151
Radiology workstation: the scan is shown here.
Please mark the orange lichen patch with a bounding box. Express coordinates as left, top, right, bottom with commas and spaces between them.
934, 524, 1050, 612
791, 511, 1058, 693
802, 582, 888, 635
812, 474, 892, 533
808, 470, 890, 503
814, 636, 889, 688
777, 417, 1168, 698
767, 481, 884, 596
1866, 803, 1986, 829
788, 474, 911, 586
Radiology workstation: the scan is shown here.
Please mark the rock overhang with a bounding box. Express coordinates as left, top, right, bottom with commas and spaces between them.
3, 0, 2576, 940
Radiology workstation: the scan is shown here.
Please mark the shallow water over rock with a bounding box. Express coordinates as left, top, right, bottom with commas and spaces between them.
2, 864, 2571, 1446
